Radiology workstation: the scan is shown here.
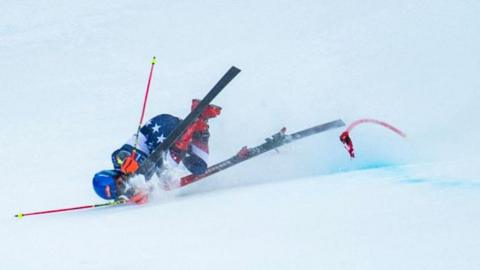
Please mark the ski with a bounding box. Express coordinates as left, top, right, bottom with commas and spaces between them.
137, 66, 241, 179
179, 119, 346, 187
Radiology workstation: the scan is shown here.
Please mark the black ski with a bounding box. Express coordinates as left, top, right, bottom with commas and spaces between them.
137, 66, 241, 179
179, 119, 345, 187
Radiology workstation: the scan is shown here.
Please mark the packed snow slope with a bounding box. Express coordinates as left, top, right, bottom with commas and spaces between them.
1, 0, 480, 269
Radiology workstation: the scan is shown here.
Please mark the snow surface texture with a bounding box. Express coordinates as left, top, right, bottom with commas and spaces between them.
1, 0, 479, 269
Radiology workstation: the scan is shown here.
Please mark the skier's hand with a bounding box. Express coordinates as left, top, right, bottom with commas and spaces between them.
130, 191, 148, 204
116, 195, 129, 204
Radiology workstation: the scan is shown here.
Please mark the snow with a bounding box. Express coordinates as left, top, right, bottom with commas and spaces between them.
1, 0, 480, 269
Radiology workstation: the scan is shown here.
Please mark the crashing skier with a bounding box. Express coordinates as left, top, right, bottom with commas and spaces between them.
92, 99, 222, 204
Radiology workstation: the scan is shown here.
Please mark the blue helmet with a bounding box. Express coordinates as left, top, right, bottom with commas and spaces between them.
92, 170, 121, 200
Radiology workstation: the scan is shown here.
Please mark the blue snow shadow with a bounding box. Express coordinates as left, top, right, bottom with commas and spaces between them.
399, 177, 480, 189
334, 161, 400, 174
355, 162, 398, 171
399, 178, 428, 184
341, 161, 480, 190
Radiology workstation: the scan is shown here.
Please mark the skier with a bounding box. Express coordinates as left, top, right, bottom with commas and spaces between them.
92, 99, 221, 203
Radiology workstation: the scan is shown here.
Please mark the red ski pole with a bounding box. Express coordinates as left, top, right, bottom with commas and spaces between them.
15, 58, 158, 218
14, 200, 126, 218
134, 56, 157, 149
119, 56, 158, 173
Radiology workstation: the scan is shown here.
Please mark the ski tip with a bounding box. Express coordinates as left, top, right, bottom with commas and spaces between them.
152, 56, 157, 65
230, 66, 242, 73
335, 119, 346, 127
14, 213, 23, 219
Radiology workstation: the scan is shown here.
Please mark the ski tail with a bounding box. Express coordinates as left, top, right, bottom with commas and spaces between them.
180, 119, 345, 187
